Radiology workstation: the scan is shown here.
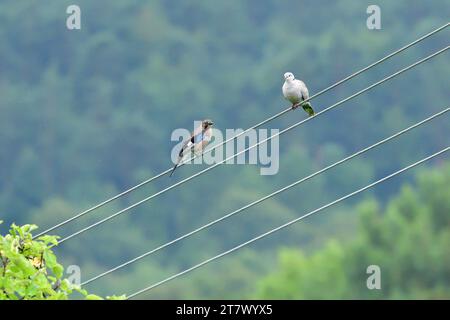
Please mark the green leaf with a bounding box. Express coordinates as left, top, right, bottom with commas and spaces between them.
24, 283, 39, 297
22, 224, 38, 235
43, 250, 57, 269
79, 288, 88, 296
86, 294, 104, 300
58, 279, 71, 292
34, 272, 51, 290
37, 235, 59, 246
52, 264, 64, 279
47, 292, 68, 300
107, 294, 127, 300
9, 224, 17, 237
11, 255, 36, 277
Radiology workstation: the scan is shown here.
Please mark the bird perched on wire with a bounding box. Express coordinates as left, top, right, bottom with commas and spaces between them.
170, 119, 214, 177
282, 72, 315, 116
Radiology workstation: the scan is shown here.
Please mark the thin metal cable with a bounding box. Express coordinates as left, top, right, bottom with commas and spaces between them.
55, 46, 449, 245
82, 107, 450, 286
126, 146, 450, 299
34, 23, 449, 239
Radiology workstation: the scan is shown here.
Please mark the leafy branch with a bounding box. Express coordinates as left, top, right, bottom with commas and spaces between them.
0, 220, 125, 300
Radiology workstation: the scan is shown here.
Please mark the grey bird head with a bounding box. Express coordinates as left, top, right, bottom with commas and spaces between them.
202, 119, 214, 129
284, 72, 295, 81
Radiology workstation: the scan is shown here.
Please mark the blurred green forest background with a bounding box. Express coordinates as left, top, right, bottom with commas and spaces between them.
0, 0, 449, 299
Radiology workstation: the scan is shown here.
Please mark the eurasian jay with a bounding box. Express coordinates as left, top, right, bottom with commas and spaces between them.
170, 119, 214, 177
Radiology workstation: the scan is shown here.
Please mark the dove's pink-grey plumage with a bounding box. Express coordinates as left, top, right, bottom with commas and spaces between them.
282, 72, 315, 116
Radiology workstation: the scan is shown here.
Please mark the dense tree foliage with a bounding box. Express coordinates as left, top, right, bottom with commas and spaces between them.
0, 0, 448, 298
255, 164, 450, 299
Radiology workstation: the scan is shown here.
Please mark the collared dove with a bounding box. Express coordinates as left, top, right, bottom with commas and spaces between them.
282, 72, 315, 116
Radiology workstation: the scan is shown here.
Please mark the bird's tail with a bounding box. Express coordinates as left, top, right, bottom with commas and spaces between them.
169, 163, 178, 177
302, 102, 315, 117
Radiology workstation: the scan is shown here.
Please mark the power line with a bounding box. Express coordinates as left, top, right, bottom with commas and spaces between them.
82, 107, 449, 286
34, 23, 449, 239
55, 46, 449, 245
126, 146, 450, 299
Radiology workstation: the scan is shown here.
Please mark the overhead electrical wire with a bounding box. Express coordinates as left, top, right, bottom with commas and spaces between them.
126, 146, 450, 299
33, 22, 450, 239
54, 45, 449, 245
80, 106, 450, 286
